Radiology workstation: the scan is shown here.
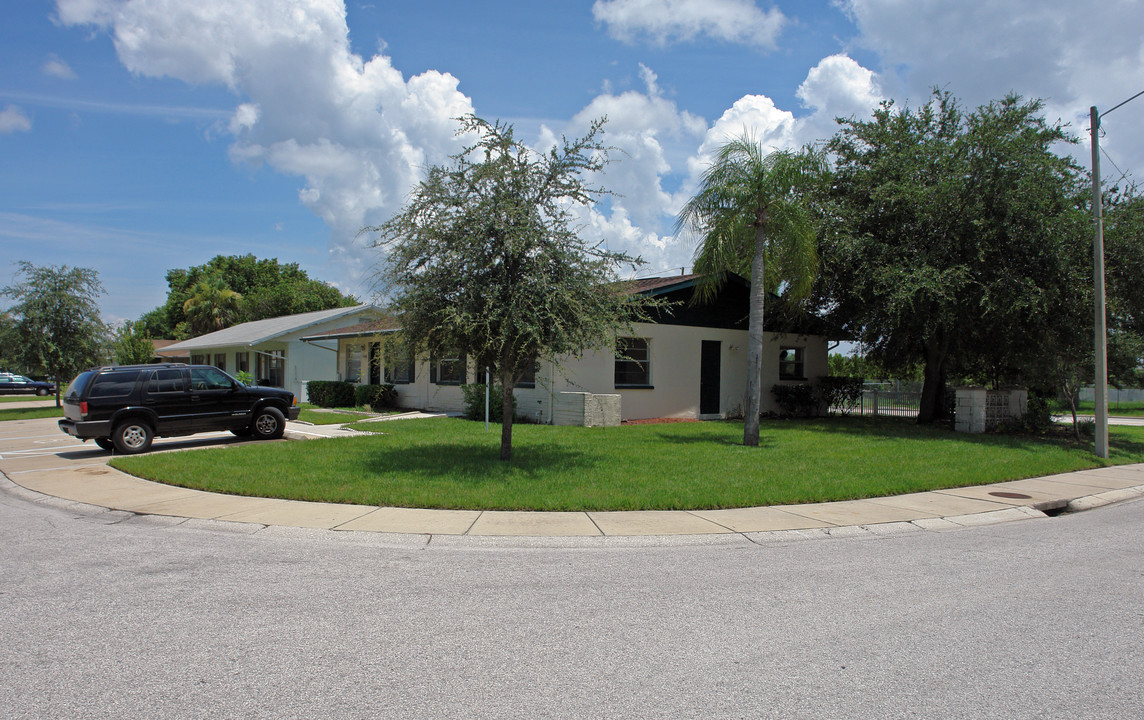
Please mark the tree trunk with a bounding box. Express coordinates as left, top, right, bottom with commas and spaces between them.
917, 339, 949, 424
499, 366, 514, 461
743, 222, 767, 447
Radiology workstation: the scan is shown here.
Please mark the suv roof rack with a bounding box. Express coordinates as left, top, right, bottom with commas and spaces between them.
90, 362, 189, 372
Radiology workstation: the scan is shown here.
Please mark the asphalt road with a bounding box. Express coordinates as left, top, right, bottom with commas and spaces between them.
2, 480, 1141, 720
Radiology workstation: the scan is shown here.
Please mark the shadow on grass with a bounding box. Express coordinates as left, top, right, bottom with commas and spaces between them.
787, 415, 1107, 454
360, 439, 606, 484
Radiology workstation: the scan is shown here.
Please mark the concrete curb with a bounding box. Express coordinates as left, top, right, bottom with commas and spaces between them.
3, 467, 1142, 549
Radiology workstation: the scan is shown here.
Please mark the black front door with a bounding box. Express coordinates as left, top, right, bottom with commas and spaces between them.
700, 340, 721, 415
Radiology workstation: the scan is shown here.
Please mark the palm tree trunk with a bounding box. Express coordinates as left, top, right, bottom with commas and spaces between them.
744, 222, 767, 447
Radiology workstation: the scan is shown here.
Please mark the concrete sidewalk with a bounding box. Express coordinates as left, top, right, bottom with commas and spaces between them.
2, 416, 1143, 547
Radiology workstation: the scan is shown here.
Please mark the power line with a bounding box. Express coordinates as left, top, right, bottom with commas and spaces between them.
1101, 89, 1144, 118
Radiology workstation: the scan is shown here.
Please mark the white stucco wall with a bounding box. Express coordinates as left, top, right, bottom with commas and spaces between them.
332, 324, 829, 421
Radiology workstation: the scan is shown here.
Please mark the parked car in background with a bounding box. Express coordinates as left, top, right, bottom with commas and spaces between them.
58, 363, 300, 454
0, 375, 56, 396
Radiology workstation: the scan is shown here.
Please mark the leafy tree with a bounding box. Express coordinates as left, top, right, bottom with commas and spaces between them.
676, 140, 826, 447
2, 262, 105, 405
111, 320, 155, 366
182, 273, 243, 336
368, 115, 652, 461
821, 91, 1081, 423
0, 312, 18, 372
1104, 189, 1144, 384
141, 254, 356, 337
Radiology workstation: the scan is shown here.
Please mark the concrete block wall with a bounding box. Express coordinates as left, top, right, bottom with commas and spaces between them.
956, 387, 988, 433
554, 392, 621, 427
956, 387, 1028, 433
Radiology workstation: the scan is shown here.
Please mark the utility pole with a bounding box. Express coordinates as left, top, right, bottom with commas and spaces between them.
1090, 106, 1109, 459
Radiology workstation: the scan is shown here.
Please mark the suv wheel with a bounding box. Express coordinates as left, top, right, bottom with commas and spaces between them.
36, 388, 49, 396
251, 407, 286, 440
94, 437, 115, 451
112, 420, 154, 454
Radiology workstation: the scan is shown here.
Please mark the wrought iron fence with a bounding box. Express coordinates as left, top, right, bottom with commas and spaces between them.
860, 389, 921, 417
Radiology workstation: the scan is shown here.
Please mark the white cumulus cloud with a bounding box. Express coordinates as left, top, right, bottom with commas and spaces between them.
840, 0, 1144, 173
0, 105, 33, 133
56, 0, 475, 295
593, 0, 786, 48
42, 54, 78, 79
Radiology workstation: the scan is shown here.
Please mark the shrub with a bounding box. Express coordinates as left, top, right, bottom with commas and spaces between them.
817, 376, 864, 415
461, 382, 516, 422
1021, 394, 1055, 434
991, 392, 1061, 436
306, 380, 355, 408
771, 383, 818, 417
354, 383, 398, 411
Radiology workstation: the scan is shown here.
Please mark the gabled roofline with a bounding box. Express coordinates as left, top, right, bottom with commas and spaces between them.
247, 305, 380, 345
162, 305, 381, 351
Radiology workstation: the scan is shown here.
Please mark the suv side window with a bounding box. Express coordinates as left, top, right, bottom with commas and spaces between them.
147, 369, 186, 394
189, 367, 234, 391
89, 371, 141, 398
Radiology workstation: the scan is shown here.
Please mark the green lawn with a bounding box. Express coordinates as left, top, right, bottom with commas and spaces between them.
0, 395, 56, 404
1050, 399, 1144, 418
109, 416, 1144, 512
0, 405, 63, 421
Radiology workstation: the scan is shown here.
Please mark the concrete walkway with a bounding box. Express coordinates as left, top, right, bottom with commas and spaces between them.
2, 414, 1142, 547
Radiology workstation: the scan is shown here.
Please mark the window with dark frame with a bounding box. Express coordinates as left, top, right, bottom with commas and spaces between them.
779, 347, 805, 380
431, 350, 465, 385
213, 353, 226, 371
385, 347, 415, 385
235, 352, 250, 375
614, 337, 651, 387
256, 350, 285, 387
515, 361, 539, 389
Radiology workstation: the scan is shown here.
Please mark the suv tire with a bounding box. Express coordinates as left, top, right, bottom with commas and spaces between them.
112, 420, 154, 454
251, 407, 286, 440
94, 437, 115, 451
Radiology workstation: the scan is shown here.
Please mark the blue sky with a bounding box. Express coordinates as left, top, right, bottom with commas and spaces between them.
3, 0, 1143, 326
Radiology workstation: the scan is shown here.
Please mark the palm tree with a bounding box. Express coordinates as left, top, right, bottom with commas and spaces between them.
182, 274, 243, 336
676, 138, 826, 447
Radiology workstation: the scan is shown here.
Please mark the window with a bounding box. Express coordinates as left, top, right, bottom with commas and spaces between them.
191, 354, 207, 366
615, 337, 651, 387
235, 352, 249, 375
346, 344, 364, 383
147, 369, 186, 394
779, 347, 805, 380
190, 366, 234, 391
385, 347, 415, 385
89, 371, 140, 398
430, 350, 465, 385
213, 353, 226, 372
515, 361, 539, 389
256, 350, 285, 387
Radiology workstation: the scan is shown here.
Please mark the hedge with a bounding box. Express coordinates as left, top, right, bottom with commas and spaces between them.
354, 383, 398, 411
306, 380, 356, 408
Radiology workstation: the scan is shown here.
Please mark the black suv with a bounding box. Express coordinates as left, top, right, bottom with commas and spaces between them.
59, 363, 300, 454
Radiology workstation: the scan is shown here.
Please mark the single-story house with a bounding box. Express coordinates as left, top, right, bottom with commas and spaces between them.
150, 339, 189, 364
159, 305, 384, 401
300, 275, 838, 422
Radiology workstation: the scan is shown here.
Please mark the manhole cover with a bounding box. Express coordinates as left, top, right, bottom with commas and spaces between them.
989, 491, 1032, 499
